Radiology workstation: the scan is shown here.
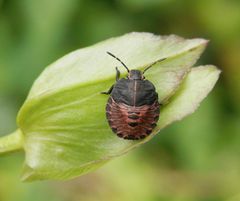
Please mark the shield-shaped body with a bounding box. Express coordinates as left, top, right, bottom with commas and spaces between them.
106, 78, 160, 140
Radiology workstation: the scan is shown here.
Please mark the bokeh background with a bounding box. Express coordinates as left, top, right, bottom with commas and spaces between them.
0, 0, 240, 201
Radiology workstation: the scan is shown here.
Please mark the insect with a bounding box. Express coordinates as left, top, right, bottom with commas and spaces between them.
102, 52, 166, 140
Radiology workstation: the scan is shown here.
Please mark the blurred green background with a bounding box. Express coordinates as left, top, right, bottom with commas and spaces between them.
0, 0, 240, 201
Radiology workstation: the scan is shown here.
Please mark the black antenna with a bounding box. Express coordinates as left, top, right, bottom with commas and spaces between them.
107, 52, 130, 72
143, 58, 166, 74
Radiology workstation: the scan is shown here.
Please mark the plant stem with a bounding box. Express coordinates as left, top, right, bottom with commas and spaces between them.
0, 129, 24, 155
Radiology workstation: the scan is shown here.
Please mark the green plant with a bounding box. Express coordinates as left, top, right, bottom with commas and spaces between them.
0, 32, 220, 181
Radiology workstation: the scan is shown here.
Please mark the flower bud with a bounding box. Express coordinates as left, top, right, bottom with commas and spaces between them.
0, 33, 220, 181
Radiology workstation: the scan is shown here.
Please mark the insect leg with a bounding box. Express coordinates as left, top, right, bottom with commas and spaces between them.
116, 67, 120, 81
101, 67, 119, 95
101, 85, 114, 95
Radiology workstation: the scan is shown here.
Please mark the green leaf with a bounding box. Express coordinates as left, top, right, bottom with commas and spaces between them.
24, 32, 207, 100
158, 65, 221, 130
2, 32, 218, 181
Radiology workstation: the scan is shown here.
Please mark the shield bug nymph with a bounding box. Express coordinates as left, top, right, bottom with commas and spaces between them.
102, 52, 166, 140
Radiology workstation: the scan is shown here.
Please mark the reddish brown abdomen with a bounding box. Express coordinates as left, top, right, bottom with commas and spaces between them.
106, 97, 160, 140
